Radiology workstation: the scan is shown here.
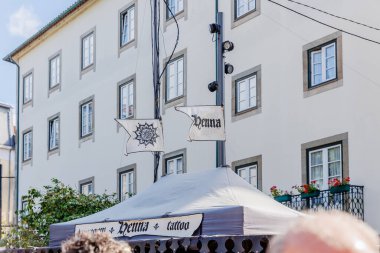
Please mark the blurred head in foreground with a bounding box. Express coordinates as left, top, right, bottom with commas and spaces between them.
269, 211, 379, 253
62, 232, 132, 253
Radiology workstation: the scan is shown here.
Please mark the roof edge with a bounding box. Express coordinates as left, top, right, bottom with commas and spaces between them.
0, 102, 13, 109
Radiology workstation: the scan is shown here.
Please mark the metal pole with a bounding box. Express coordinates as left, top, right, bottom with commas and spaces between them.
152, 0, 161, 182
216, 12, 226, 168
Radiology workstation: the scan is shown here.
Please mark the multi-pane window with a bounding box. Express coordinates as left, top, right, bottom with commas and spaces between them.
23, 73, 33, 104
49, 55, 61, 88
237, 164, 258, 188
166, 57, 184, 101
236, 74, 257, 113
80, 182, 93, 195
167, 0, 184, 19
120, 6, 135, 47
119, 170, 135, 201
48, 117, 59, 151
80, 101, 93, 138
309, 144, 342, 190
310, 41, 336, 87
23, 131, 32, 161
166, 155, 184, 175
235, 0, 256, 19
81, 32, 94, 70
119, 81, 134, 119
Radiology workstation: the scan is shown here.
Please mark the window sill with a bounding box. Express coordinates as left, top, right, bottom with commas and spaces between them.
79, 133, 94, 147
80, 64, 95, 78
22, 100, 33, 112
232, 106, 262, 122
164, 95, 185, 112
231, 0, 261, 29
48, 83, 61, 97
22, 158, 32, 167
235, 9, 257, 22
304, 78, 343, 98
118, 39, 137, 57
47, 148, 60, 159
164, 9, 186, 31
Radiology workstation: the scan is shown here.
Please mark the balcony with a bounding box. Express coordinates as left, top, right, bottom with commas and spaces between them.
276, 185, 364, 220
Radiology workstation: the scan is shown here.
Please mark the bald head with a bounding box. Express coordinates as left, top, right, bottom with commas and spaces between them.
269, 211, 379, 253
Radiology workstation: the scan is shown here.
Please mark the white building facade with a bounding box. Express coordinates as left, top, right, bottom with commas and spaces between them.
0, 103, 16, 233
5, 0, 380, 232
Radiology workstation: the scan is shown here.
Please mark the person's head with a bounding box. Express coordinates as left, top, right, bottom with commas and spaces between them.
62, 232, 132, 253
269, 211, 379, 253
260, 237, 269, 249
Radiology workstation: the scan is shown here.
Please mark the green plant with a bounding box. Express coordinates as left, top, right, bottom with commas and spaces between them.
270, 186, 290, 197
292, 180, 319, 194
0, 178, 119, 248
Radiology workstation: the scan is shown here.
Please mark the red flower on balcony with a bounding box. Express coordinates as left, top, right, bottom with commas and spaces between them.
293, 181, 319, 194
328, 177, 350, 188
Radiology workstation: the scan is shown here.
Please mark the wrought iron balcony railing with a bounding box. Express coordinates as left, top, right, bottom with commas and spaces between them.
276, 185, 364, 220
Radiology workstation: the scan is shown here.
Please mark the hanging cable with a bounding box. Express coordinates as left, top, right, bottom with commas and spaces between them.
283, 0, 380, 31
267, 0, 380, 45
159, 0, 180, 79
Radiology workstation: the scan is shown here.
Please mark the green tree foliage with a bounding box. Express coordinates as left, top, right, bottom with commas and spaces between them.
1, 178, 119, 248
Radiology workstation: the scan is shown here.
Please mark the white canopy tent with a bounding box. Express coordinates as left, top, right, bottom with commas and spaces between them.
49, 167, 300, 247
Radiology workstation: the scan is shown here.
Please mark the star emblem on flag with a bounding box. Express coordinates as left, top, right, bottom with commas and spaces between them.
134, 123, 159, 147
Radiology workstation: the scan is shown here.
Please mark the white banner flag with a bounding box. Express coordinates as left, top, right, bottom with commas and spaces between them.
175, 106, 226, 141
115, 119, 164, 154
75, 214, 203, 238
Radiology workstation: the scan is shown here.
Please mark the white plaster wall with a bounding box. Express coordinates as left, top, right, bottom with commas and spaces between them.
16, 0, 380, 232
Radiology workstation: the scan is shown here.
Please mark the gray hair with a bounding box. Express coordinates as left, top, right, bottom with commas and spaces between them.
269, 211, 379, 253
62, 232, 132, 253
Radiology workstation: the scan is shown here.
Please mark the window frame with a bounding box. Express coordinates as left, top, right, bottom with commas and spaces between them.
81, 32, 95, 70
117, 165, 136, 201
80, 27, 96, 77
120, 5, 136, 48
80, 100, 94, 138
162, 49, 187, 111
49, 53, 61, 90
308, 40, 338, 89
231, 155, 262, 190
79, 177, 94, 195
165, 55, 184, 103
301, 132, 349, 186
231, 0, 260, 29
79, 96, 95, 143
23, 72, 33, 105
118, 80, 135, 119
165, 154, 184, 175
302, 32, 343, 97
235, 73, 258, 114
307, 142, 343, 190
162, 148, 187, 176
236, 162, 259, 188
22, 129, 33, 162
234, 0, 257, 20
166, 0, 184, 20
231, 65, 262, 121
48, 116, 60, 152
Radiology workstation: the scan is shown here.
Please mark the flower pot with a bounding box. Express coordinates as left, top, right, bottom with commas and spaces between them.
274, 194, 292, 202
330, 184, 350, 194
301, 190, 320, 199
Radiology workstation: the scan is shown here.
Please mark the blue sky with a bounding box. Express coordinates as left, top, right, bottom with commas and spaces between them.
0, 0, 77, 107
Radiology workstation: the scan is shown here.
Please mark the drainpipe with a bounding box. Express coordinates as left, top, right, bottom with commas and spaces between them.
3, 57, 20, 219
